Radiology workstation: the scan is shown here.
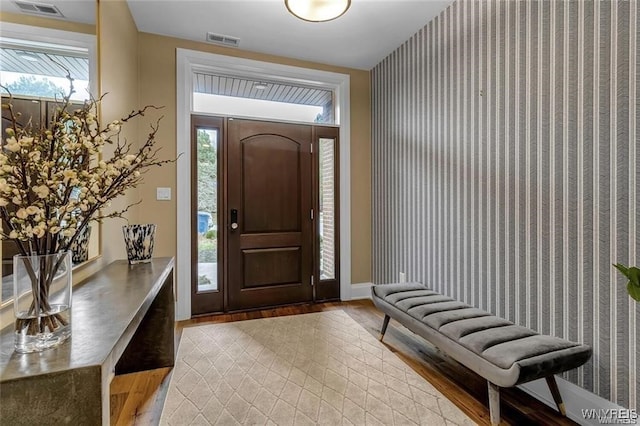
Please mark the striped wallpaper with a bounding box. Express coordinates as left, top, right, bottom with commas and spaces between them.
371, 0, 639, 409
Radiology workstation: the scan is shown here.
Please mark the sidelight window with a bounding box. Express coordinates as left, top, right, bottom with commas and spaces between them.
319, 137, 336, 280
196, 128, 219, 292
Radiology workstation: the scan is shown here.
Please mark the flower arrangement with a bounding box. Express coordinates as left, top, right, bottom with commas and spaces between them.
1, 78, 173, 351
1, 91, 171, 253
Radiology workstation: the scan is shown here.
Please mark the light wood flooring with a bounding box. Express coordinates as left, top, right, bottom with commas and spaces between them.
110, 300, 577, 425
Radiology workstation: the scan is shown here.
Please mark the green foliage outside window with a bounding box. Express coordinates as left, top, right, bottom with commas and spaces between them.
196, 129, 217, 216
3, 75, 66, 99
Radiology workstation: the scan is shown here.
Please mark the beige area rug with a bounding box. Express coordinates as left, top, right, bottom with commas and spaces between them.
160, 310, 476, 426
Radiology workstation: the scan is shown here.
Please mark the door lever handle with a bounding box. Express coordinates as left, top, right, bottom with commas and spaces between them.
230, 209, 238, 230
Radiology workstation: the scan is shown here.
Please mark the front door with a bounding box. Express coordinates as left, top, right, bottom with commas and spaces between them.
226, 119, 314, 310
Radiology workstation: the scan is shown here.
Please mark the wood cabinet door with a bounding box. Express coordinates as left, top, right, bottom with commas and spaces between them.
1, 97, 42, 134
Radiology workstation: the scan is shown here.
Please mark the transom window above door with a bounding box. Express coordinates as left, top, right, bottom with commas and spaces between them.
192, 72, 335, 124
0, 39, 90, 102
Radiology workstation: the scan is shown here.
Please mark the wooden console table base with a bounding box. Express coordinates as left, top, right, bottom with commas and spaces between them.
0, 257, 175, 425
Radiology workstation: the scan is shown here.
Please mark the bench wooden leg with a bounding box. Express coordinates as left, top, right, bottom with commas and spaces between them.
379, 314, 390, 341
488, 381, 501, 426
546, 375, 566, 416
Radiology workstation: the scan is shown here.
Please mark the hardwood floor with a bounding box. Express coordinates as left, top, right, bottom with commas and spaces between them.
110, 300, 577, 425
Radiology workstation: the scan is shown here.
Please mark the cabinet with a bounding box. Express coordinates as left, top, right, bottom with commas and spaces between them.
0, 97, 42, 130
1, 96, 80, 132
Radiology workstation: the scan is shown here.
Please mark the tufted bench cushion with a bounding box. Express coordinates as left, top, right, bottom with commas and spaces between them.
372, 282, 592, 425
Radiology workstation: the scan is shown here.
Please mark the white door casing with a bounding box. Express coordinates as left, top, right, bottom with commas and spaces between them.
176, 49, 351, 319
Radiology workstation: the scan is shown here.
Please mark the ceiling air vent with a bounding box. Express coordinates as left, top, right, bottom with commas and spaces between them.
206, 32, 240, 48
13, 1, 64, 17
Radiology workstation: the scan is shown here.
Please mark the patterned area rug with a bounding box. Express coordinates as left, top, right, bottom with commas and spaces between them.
160, 310, 475, 425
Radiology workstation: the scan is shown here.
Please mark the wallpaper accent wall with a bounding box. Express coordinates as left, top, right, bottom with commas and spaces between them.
372, 0, 639, 409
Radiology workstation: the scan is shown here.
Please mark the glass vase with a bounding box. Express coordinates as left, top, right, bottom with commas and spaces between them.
13, 251, 72, 353
122, 224, 156, 264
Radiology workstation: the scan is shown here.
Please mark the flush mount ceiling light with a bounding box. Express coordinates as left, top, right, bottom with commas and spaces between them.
285, 0, 351, 23
253, 82, 269, 90
18, 51, 40, 62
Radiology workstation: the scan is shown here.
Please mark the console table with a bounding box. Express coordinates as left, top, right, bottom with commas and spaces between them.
0, 257, 175, 425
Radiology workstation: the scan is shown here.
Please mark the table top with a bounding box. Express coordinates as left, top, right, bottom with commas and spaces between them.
0, 257, 174, 382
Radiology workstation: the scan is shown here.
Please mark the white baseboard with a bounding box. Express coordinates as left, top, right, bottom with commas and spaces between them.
350, 282, 373, 300
519, 376, 634, 426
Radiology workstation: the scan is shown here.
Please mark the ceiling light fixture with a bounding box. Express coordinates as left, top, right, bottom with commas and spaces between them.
253, 82, 268, 90
285, 0, 351, 23
18, 51, 40, 62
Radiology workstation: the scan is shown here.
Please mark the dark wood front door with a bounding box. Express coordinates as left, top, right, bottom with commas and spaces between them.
227, 119, 313, 310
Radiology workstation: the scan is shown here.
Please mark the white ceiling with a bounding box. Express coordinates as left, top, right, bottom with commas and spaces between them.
0, 0, 453, 70
126, 0, 452, 70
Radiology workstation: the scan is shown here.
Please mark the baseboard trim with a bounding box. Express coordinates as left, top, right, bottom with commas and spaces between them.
350, 282, 373, 300
519, 376, 632, 426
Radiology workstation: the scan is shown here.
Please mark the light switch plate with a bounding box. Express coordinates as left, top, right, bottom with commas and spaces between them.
156, 187, 171, 201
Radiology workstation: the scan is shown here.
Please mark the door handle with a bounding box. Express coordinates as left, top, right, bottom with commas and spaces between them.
230, 209, 238, 230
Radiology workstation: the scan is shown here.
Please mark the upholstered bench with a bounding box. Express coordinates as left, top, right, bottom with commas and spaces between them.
372, 282, 592, 425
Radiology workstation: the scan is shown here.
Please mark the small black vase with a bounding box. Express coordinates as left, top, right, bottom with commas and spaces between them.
122, 224, 156, 264
70, 225, 92, 263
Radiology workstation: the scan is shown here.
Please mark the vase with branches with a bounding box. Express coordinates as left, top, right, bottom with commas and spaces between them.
1, 78, 173, 352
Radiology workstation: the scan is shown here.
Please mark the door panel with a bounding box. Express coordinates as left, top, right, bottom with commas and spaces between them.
228, 119, 313, 310
243, 248, 301, 288
1, 97, 42, 132
242, 136, 301, 232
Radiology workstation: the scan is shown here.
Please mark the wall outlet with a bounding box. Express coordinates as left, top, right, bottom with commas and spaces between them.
399, 272, 406, 283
